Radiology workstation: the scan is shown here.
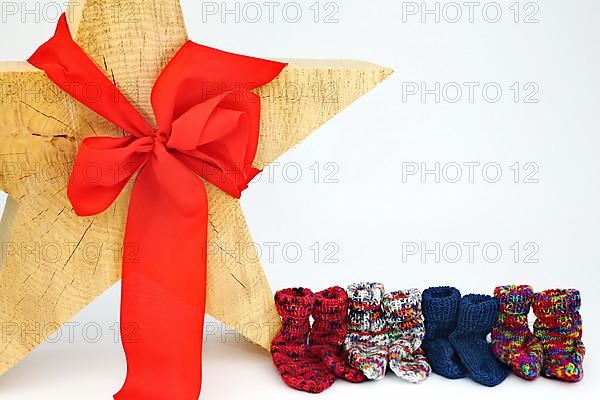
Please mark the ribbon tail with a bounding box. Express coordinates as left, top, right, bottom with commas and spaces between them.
114, 163, 207, 400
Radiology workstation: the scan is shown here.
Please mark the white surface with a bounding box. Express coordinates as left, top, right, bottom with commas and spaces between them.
0, 284, 595, 399
0, 0, 599, 398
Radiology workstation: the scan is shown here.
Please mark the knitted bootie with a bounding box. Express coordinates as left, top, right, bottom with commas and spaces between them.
421, 286, 467, 379
533, 289, 585, 382
449, 294, 508, 387
271, 288, 335, 393
383, 289, 431, 383
309, 287, 366, 383
492, 285, 544, 380
344, 282, 389, 380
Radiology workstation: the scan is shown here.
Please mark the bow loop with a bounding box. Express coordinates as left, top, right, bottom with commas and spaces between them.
151, 41, 287, 134
68, 136, 152, 216
167, 89, 259, 198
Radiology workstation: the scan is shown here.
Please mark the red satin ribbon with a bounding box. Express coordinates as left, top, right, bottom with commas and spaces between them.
28, 14, 286, 399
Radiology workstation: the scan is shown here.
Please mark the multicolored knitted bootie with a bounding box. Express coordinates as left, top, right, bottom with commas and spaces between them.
271, 288, 335, 393
344, 282, 389, 380
492, 285, 544, 380
533, 289, 585, 382
383, 289, 431, 383
421, 286, 467, 379
309, 287, 366, 383
449, 294, 508, 387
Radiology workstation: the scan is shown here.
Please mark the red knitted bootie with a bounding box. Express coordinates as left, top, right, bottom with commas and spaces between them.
309, 287, 367, 383
271, 288, 335, 393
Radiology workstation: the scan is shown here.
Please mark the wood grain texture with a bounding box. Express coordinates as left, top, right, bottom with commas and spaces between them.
0, 0, 392, 375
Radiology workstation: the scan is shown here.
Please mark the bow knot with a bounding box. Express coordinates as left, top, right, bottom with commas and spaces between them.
28, 13, 286, 399
153, 129, 169, 146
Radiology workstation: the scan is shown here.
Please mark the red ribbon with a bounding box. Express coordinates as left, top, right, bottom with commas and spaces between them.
28, 14, 286, 399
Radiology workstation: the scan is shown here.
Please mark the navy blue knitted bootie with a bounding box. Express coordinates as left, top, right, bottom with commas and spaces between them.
421, 287, 467, 379
449, 294, 508, 387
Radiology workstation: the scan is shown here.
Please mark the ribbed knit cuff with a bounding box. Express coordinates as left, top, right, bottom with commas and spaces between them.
314, 286, 348, 320
422, 286, 461, 323
274, 288, 314, 319
383, 288, 422, 321
533, 289, 581, 317
456, 294, 499, 333
494, 285, 533, 315
347, 282, 384, 309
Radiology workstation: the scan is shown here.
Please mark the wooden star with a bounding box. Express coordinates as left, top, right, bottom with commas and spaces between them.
0, 0, 392, 374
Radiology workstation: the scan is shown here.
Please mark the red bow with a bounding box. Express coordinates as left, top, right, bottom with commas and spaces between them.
28, 14, 286, 399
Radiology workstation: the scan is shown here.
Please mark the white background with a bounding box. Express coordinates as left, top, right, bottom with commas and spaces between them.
0, 0, 599, 398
